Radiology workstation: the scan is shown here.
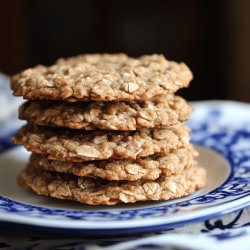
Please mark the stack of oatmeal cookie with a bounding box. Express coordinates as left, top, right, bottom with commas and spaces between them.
11, 54, 206, 205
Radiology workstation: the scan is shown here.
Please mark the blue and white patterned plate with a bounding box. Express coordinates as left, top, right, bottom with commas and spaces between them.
0, 101, 250, 235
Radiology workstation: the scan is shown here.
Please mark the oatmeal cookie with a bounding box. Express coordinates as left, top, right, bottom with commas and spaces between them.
13, 124, 190, 162
29, 146, 197, 181
11, 54, 192, 102
17, 164, 206, 205
19, 95, 193, 131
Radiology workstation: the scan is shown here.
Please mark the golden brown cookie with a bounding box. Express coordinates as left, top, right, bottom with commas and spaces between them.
29, 146, 197, 181
19, 95, 193, 131
13, 124, 190, 162
11, 54, 192, 102
17, 164, 206, 205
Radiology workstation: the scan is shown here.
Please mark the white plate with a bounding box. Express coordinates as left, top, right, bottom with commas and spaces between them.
0, 101, 250, 235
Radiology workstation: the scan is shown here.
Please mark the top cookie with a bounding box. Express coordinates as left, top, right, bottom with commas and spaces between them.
11, 54, 193, 102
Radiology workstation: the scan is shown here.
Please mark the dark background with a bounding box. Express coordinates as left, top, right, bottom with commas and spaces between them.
1, 0, 250, 101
